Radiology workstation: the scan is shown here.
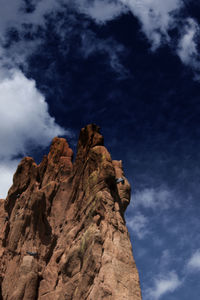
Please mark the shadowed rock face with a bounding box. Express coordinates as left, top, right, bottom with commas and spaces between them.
0, 124, 142, 300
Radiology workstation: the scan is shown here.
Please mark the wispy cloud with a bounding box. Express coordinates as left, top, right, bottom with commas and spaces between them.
121, 0, 183, 50
81, 30, 128, 77
144, 271, 182, 300
74, 0, 200, 76
75, 0, 183, 49
133, 186, 173, 210
158, 250, 172, 270
0, 0, 62, 37
177, 18, 200, 70
0, 0, 128, 77
75, 0, 127, 24
186, 249, 200, 272
2, 0, 200, 77
126, 212, 149, 239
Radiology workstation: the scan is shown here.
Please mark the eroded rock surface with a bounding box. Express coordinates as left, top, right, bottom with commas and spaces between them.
0, 124, 142, 299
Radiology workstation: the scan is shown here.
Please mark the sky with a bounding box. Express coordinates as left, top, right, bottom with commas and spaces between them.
0, 0, 200, 299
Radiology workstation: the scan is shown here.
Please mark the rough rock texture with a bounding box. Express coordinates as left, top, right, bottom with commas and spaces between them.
0, 124, 142, 300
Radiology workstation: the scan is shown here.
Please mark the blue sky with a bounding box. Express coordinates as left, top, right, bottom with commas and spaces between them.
0, 1, 200, 299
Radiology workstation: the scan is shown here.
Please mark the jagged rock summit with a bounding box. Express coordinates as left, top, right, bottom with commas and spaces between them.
0, 124, 142, 300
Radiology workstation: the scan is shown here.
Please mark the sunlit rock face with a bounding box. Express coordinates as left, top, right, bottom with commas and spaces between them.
0, 124, 142, 300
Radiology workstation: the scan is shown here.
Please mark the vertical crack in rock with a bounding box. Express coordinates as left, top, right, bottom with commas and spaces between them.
0, 124, 142, 300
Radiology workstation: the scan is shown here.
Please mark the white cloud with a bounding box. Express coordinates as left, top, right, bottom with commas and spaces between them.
0, 69, 67, 198
121, 0, 183, 50
145, 271, 182, 300
177, 18, 200, 67
186, 249, 200, 272
75, 0, 127, 24
0, 159, 20, 199
133, 186, 172, 210
126, 212, 149, 239
0, 69, 67, 158
76, 0, 183, 49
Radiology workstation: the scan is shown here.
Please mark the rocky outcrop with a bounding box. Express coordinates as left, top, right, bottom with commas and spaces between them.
0, 124, 142, 299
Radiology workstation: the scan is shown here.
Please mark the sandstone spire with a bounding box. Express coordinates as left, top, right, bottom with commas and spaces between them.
0, 124, 142, 299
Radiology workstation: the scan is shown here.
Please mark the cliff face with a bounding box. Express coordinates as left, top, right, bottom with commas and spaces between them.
0, 124, 142, 300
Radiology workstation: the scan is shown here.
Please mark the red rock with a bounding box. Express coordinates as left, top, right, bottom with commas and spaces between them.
0, 124, 142, 299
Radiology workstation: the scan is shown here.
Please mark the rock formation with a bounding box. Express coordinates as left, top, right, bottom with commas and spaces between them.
0, 124, 142, 299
